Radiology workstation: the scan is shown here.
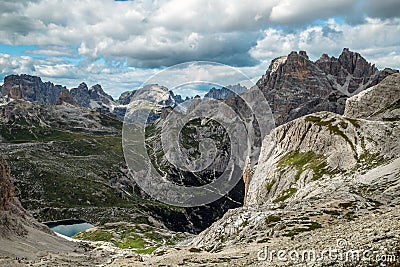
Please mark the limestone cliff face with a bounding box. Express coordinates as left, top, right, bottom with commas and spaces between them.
344, 73, 400, 120
316, 48, 378, 94
247, 73, 400, 206
0, 157, 52, 238
257, 51, 336, 126
191, 73, 400, 251
246, 112, 399, 206
0, 157, 14, 210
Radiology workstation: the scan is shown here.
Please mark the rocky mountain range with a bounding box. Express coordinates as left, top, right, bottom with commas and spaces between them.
85, 60, 400, 267
1, 48, 396, 127
0, 75, 186, 121
257, 48, 398, 125
0, 49, 397, 225
0, 48, 399, 266
69, 82, 114, 109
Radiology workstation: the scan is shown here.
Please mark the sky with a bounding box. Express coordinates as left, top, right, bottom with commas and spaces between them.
0, 0, 399, 99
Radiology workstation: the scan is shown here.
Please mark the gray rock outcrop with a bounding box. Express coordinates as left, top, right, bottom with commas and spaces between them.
344, 73, 400, 120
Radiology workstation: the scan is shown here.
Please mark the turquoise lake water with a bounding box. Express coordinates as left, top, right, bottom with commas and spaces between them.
49, 222, 94, 237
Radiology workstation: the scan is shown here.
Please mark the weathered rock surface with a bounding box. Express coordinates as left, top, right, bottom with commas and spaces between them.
0, 157, 14, 210
344, 73, 400, 120
316, 48, 380, 94
0, 156, 54, 239
190, 73, 400, 254
112, 207, 400, 266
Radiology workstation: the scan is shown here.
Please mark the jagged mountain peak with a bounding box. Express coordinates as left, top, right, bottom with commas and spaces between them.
257, 48, 398, 125
89, 84, 105, 94
117, 90, 136, 105
70, 81, 115, 110
315, 47, 383, 94
0, 74, 117, 111
287, 50, 309, 60
338, 47, 373, 70
0, 74, 67, 105
55, 88, 79, 106
77, 82, 88, 89
268, 56, 288, 74
204, 84, 247, 100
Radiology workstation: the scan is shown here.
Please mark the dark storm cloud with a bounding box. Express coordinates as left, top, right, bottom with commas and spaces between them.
0, 14, 43, 36
364, 0, 400, 19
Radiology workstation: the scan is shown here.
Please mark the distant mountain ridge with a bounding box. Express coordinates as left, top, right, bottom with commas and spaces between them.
204, 84, 247, 100
1, 48, 397, 126
0, 75, 249, 122
69, 82, 114, 109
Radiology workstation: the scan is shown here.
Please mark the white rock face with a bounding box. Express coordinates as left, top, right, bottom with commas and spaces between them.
269, 56, 287, 74
246, 111, 399, 206
344, 73, 400, 120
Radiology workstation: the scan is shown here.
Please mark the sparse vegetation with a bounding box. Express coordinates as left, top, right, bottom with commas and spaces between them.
346, 118, 361, 128
277, 150, 341, 181
338, 202, 354, 209
189, 247, 202, 253
73, 223, 190, 254
74, 230, 113, 242
266, 179, 276, 192
305, 115, 356, 152
265, 215, 281, 224
374, 99, 400, 116
357, 151, 385, 170
344, 211, 356, 221
273, 188, 297, 203
284, 222, 322, 237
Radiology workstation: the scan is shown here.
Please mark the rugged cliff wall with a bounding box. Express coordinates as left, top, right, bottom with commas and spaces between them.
0, 156, 52, 238
247, 73, 400, 207
0, 157, 14, 211
191, 73, 400, 252
256, 49, 398, 126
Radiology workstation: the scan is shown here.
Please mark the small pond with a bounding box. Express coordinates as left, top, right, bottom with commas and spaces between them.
45, 219, 94, 237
